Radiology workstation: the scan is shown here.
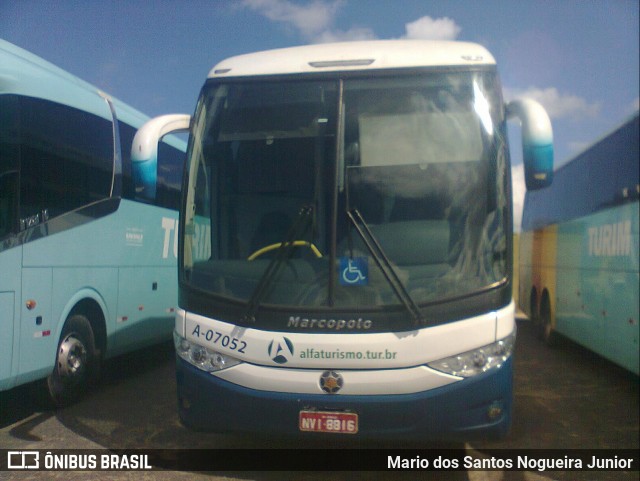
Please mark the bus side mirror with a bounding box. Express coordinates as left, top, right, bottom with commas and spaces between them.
131, 114, 191, 200
507, 99, 553, 190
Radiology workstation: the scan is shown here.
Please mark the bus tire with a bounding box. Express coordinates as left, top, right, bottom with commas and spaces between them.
47, 314, 98, 407
529, 289, 540, 334
539, 293, 557, 347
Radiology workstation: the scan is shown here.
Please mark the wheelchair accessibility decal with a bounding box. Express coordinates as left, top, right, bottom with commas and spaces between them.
339, 257, 369, 286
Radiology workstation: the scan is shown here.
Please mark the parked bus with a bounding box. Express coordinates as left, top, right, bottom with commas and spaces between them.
519, 113, 639, 375
134, 40, 553, 439
0, 39, 186, 406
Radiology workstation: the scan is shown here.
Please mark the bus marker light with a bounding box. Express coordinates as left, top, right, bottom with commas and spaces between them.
308, 59, 374, 68
26, 300, 36, 310
487, 402, 503, 420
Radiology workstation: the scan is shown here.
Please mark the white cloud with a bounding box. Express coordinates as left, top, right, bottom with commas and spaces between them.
242, 3, 463, 45
241, 4, 462, 43
241, 0, 342, 39
511, 163, 525, 233
403, 16, 461, 40
242, 0, 374, 43
631, 97, 640, 112
504, 86, 600, 121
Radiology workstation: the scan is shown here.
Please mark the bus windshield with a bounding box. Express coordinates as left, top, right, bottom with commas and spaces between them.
182, 70, 509, 316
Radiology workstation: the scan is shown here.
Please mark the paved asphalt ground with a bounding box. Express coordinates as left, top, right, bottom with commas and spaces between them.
0, 318, 638, 481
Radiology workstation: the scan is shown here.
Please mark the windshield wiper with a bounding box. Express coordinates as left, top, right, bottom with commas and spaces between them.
346, 208, 425, 327
242, 205, 314, 323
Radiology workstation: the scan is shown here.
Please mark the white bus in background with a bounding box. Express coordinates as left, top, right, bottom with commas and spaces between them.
134, 40, 553, 440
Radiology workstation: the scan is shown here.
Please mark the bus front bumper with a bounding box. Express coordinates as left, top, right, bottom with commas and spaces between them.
175, 356, 513, 441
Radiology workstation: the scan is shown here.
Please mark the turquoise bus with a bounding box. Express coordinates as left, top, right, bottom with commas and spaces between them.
0, 39, 186, 405
519, 113, 639, 374
135, 40, 554, 439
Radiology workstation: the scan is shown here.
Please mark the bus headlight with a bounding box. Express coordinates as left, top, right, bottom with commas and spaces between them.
427, 329, 516, 377
174, 331, 241, 372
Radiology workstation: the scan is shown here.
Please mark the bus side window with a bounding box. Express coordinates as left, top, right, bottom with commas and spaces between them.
18, 97, 113, 222
0, 170, 18, 239
0, 95, 19, 239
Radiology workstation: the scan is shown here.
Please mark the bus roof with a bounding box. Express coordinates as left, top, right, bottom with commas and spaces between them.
521, 113, 639, 231
0, 38, 148, 128
0, 39, 185, 150
208, 40, 496, 78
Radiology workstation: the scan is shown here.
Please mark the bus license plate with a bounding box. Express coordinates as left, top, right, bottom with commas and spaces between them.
299, 410, 358, 434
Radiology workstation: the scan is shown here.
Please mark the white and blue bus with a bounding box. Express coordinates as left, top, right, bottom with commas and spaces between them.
135, 40, 553, 439
0, 39, 185, 406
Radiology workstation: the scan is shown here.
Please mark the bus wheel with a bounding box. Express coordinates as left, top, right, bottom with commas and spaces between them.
47, 314, 98, 407
540, 294, 557, 346
529, 289, 540, 335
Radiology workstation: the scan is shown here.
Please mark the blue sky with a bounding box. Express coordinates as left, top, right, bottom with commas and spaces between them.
1, 0, 638, 229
